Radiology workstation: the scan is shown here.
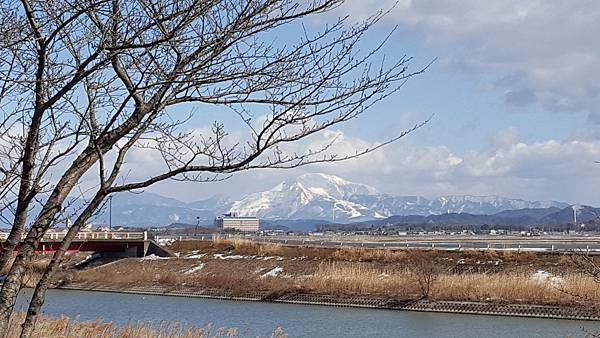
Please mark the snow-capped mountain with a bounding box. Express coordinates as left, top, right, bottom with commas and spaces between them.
46, 173, 569, 228
228, 173, 569, 222
229, 173, 385, 221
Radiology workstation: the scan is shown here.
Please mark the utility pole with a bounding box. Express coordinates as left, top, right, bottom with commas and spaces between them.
109, 195, 113, 231
194, 216, 200, 237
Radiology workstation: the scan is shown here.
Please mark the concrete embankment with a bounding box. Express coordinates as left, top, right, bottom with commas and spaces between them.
58, 283, 600, 321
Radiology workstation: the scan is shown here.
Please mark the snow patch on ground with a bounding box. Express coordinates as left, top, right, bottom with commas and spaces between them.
260, 256, 284, 261
140, 254, 170, 261
156, 238, 176, 245
261, 267, 284, 278
187, 253, 206, 259
214, 254, 246, 260
76, 253, 101, 267
532, 270, 562, 286
184, 264, 205, 274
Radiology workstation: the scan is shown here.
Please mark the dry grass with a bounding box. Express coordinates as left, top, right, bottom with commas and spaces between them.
70, 252, 600, 306
330, 247, 410, 263
71, 256, 302, 296
169, 238, 583, 269
6, 312, 287, 338
434, 273, 580, 304
436, 272, 600, 305
73, 258, 200, 288
305, 262, 600, 305
1, 253, 83, 287
304, 262, 417, 297
68, 238, 600, 307
171, 238, 424, 263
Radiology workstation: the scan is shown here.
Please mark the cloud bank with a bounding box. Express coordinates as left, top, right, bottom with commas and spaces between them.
341, 0, 600, 120
301, 128, 600, 205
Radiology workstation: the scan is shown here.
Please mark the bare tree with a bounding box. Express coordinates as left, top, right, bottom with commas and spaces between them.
0, 0, 430, 336
0, 0, 106, 271
408, 251, 441, 299
19, 92, 150, 337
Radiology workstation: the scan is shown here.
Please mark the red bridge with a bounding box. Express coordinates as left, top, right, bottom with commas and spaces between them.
0, 231, 171, 257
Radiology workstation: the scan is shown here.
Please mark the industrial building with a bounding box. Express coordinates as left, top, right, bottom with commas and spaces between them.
214, 214, 260, 232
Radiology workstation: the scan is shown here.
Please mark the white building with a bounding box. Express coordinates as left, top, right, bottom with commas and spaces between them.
214, 215, 260, 232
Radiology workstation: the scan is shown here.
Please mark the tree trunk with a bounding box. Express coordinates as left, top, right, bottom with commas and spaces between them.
0, 210, 29, 272
0, 110, 143, 334
19, 247, 64, 338
0, 245, 34, 336
0, 220, 61, 335
0, 147, 106, 335
19, 192, 106, 338
0, 235, 18, 273
0, 203, 67, 335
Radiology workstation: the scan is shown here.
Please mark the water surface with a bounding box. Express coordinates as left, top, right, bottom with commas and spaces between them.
15, 289, 597, 337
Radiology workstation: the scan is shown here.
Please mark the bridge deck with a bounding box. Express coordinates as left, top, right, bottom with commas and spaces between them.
0, 231, 168, 257
0, 231, 147, 242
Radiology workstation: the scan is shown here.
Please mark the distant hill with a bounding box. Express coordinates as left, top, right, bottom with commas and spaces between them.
319, 206, 600, 231
87, 192, 231, 227
539, 205, 600, 225
259, 219, 331, 232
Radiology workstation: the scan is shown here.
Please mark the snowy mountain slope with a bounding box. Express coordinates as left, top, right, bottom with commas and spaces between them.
229, 173, 383, 221
51, 173, 570, 227
228, 173, 568, 222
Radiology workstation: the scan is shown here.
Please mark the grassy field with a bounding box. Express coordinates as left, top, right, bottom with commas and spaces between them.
64, 238, 600, 306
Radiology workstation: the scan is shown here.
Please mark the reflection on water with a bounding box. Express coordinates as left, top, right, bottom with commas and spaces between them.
15, 289, 596, 338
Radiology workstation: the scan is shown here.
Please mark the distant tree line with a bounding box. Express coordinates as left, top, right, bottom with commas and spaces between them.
317, 221, 600, 234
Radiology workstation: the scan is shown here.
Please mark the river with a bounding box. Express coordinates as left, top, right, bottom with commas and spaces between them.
15, 289, 597, 337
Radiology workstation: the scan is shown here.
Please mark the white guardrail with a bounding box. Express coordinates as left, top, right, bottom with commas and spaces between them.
0, 231, 147, 241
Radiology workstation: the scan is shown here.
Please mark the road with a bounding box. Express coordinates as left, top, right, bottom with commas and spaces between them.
154, 233, 600, 253
251, 236, 600, 253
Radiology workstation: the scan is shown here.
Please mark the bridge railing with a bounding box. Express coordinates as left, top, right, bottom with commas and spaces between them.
0, 231, 147, 241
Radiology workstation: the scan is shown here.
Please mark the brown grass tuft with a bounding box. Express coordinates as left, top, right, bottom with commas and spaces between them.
305, 262, 600, 305
6, 312, 287, 338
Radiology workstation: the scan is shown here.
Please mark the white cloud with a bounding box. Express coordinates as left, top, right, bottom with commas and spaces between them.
296, 129, 600, 205
106, 124, 600, 206
339, 1, 600, 120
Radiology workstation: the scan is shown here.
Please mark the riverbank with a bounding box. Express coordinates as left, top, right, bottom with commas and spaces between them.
57, 283, 600, 321
46, 239, 600, 320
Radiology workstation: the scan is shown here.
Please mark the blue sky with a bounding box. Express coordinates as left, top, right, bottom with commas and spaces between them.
135, 1, 600, 206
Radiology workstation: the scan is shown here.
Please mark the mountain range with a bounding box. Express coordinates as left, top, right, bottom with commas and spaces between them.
81, 173, 576, 229
229, 173, 568, 222
322, 204, 600, 232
